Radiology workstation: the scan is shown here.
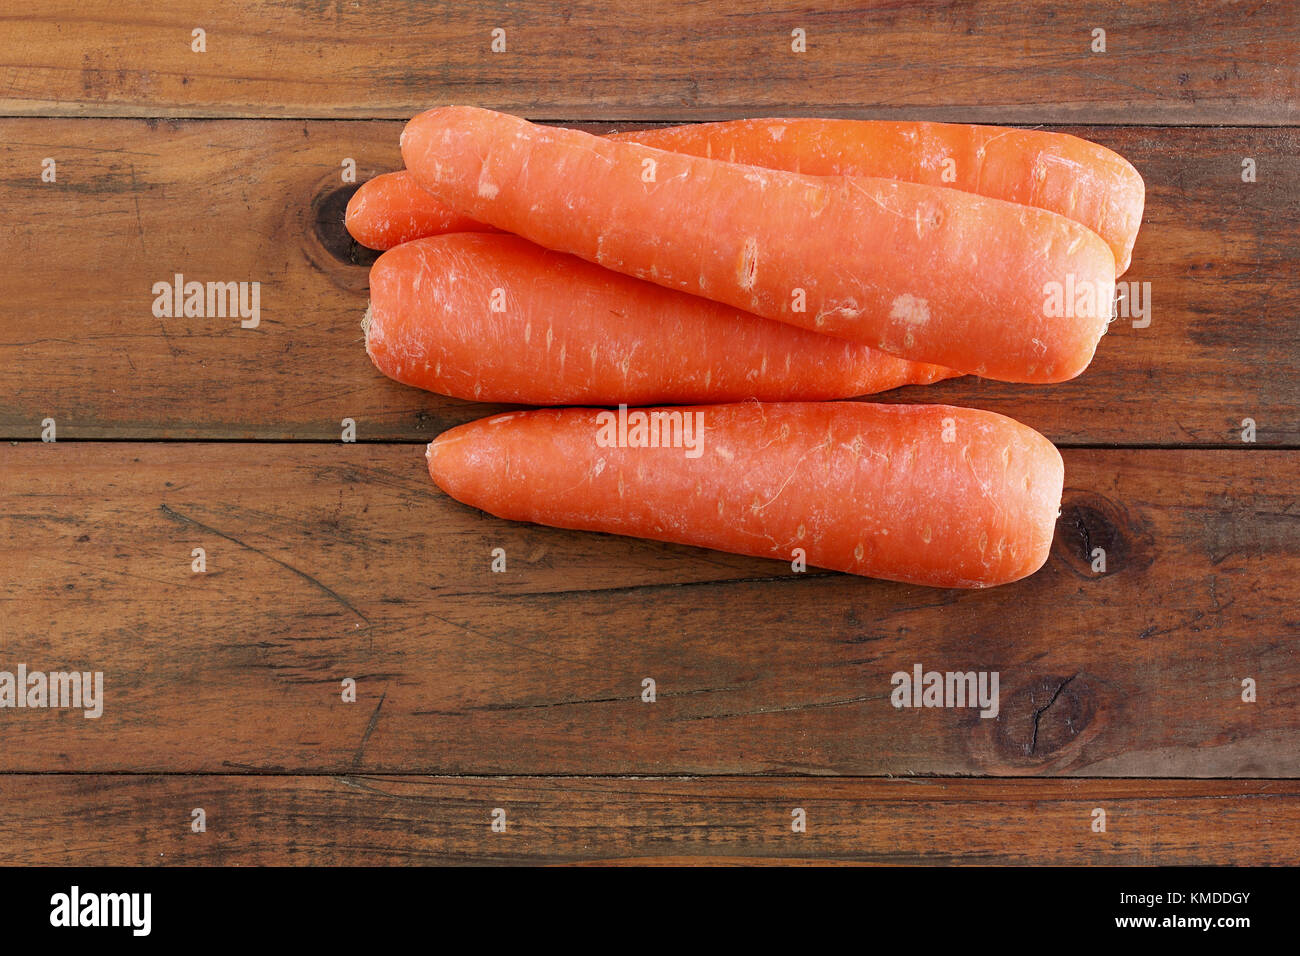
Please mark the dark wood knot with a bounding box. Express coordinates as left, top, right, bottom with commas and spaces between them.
1052, 489, 1153, 579
993, 674, 1097, 763
312, 184, 381, 268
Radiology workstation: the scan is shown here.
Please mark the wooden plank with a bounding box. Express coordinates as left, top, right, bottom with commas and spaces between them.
0, 775, 1295, 865
2, 1, 1294, 123
2, 442, 1294, 775
0, 120, 1295, 445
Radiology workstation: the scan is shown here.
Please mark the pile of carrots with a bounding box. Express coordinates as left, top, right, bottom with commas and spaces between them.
347, 107, 1144, 588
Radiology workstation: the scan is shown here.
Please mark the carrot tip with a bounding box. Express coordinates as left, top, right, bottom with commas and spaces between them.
361, 301, 373, 346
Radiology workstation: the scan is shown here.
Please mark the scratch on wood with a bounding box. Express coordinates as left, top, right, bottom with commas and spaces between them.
128, 161, 147, 254
353, 689, 387, 770
159, 502, 371, 629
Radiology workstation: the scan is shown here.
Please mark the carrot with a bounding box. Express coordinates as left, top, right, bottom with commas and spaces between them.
350, 119, 1143, 273
621, 120, 1144, 275
344, 171, 493, 251
347, 171, 485, 250
401, 106, 1116, 384
365, 233, 957, 404
427, 402, 1064, 588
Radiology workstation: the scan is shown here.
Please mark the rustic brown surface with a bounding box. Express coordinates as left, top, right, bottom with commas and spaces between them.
2, 442, 1294, 777
1, 1, 1296, 866
1, 1, 1294, 123
0, 776, 1295, 866
0, 119, 1295, 445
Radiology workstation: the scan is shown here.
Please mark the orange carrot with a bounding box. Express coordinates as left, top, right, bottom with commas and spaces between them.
345, 171, 493, 251
402, 107, 1116, 384
346, 171, 479, 250
621, 120, 1144, 275
349, 119, 1143, 273
428, 402, 1064, 588
365, 233, 957, 404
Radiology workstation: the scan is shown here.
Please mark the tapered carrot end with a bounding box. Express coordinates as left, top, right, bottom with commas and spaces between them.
426, 426, 474, 500
399, 107, 461, 151
400, 107, 465, 170
425, 438, 455, 497
426, 413, 537, 519
425, 436, 445, 489
345, 180, 394, 251
402, 106, 516, 201
344, 186, 365, 237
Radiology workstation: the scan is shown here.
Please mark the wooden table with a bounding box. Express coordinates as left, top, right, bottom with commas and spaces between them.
1, 1, 1296, 865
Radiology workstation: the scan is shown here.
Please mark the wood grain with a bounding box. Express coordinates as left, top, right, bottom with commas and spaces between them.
0, 775, 1295, 865
2, 442, 1294, 776
4, 1, 1297, 868
2, 1, 1294, 123
0, 119, 1295, 445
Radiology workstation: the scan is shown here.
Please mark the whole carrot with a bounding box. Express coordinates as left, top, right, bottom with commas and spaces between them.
401, 107, 1116, 384
365, 234, 957, 404
624, 119, 1144, 275
349, 119, 1143, 273
428, 402, 1064, 588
